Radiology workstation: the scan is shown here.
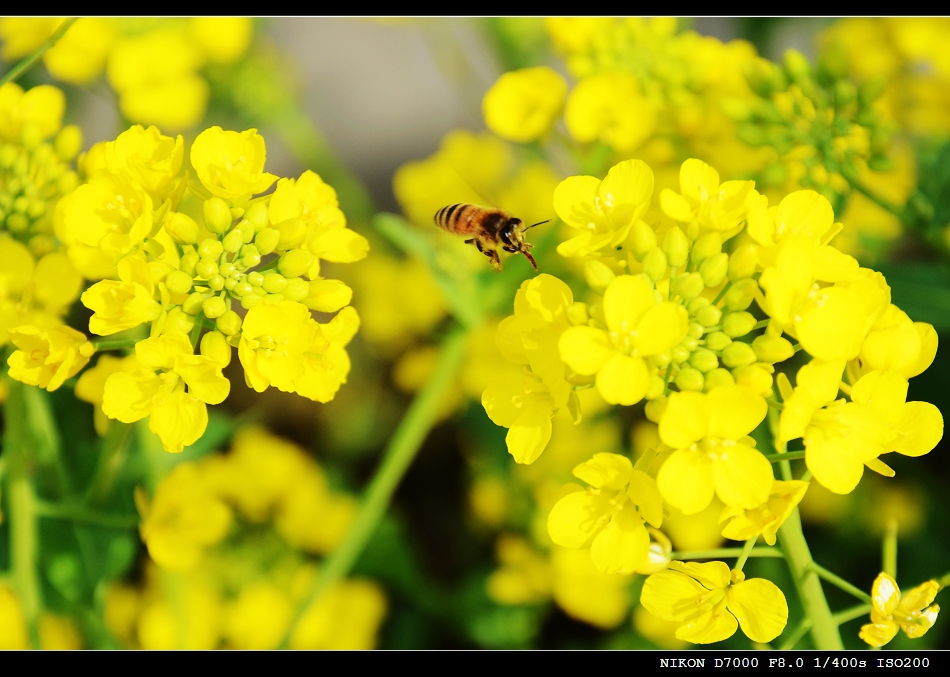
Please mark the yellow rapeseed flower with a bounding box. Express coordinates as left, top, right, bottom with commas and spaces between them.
6, 324, 94, 391
860, 572, 939, 647
483, 66, 567, 143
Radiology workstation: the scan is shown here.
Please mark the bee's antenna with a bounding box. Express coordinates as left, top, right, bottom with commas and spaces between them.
525, 219, 550, 231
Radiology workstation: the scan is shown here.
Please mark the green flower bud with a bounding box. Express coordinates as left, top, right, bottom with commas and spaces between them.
644, 396, 667, 424
241, 245, 262, 268
728, 245, 758, 280
689, 348, 719, 373
752, 334, 795, 363
255, 227, 280, 256
224, 278, 236, 291
238, 218, 255, 243
722, 341, 757, 368
232, 280, 253, 297
642, 247, 668, 282
687, 321, 705, 339
695, 304, 722, 328
143, 239, 166, 261
687, 296, 709, 314
219, 262, 236, 277
671, 344, 691, 364
703, 368, 735, 392
630, 219, 657, 261
215, 310, 243, 336
671, 272, 704, 300
675, 367, 705, 391
207, 275, 225, 291
834, 80, 857, 108
163, 307, 195, 334
584, 260, 616, 293
724, 279, 758, 311
246, 201, 269, 232
202, 296, 228, 319
200, 330, 232, 367
783, 49, 812, 83
247, 272, 264, 287
700, 253, 729, 288
241, 293, 261, 309
165, 270, 194, 295
197, 239, 224, 260
203, 197, 233, 234
690, 232, 722, 267
195, 258, 219, 279
263, 293, 285, 304
705, 331, 732, 352
183, 292, 210, 314
661, 225, 690, 268
222, 229, 244, 253
262, 273, 288, 293
275, 217, 306, 250
28, 235, 54, 257
283, 277, 310, 302
566, 301, 589, 326
723, 310, 756, 337
649, 351, 672, 369
165, 212, 200, 245
858, 76, 887, 107
278, 249, 315, 278
54, 124, 82, 160
646, 374, 665, 400
817, 42, 849, 84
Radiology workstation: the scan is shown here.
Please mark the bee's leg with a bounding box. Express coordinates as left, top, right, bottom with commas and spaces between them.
487, 249, 502, 271
464, 238, 475, 244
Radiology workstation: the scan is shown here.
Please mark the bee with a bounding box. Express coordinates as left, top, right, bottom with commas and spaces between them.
434, 203, 548, 272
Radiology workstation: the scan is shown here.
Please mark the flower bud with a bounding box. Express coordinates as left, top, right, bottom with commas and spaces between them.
733, 364, 773, 396
675, 367, 705, 391
695, 304, 722, 328
722, 311, 756, 337
202, 296, 228, 319
671, 344, 691, 364
671, 273, 704, 300
240, 293, 261, 309
630, 219, 657, 261
783, 49, 812, 84
703, 367, 735, 392
700, 253, 728, 288
207, 274, 225, 291
183, 292, 210, 315
54, 124, 82, 160
690, 232, 722, 267
276, 277, 305, 302
687, 321, 705, 339
163, 307, 195, 334
722, 341, 757, 368
724, 279, 757, 311
752, 334, 795, 363
203, 197, 233, 234
642, 247, 668, 282
645, 374, 665, 400
255, 227, 280, 255
661, 226, 689, 268
649, 351, 672, 369
165, 270, 193, 295
165, 212, 200, 245
584, 260, 616, 293
246, 201, 269, 232
198, 239, 224, 260
262, 273, 287, 293
222, 229, 244, 253
200, 330, 232, 367
195, 258, 218, 279
275, 217, 306, 250
644, 396, 667, 423
216, 310, 243, 336
728, 245, 757, 280
237, 219, 255, 243
278, 249, 315, 278
705, 331, 732, 351
240, 245, 261, 268
143, 239, 165, 260
689, 348, 719, 373
232, 280, 253, 297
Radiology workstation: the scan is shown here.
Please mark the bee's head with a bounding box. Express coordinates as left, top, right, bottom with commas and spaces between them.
499, 218, 526, 253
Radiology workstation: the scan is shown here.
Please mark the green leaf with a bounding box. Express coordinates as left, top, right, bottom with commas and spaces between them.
876, 263, 950, 331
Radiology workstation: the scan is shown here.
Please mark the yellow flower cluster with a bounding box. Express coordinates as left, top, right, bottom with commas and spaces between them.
0, 18, 254, 130
480, 156, 943, 644
107, 427, 385, 650
8, 123, 367, 452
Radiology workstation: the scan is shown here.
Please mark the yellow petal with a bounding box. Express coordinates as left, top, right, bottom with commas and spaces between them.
893, 401, 943, 457
659, 390, 709, 449
595, 353, 649, 406
871, 572, 901, 617
599, 159, 654, 228
603, 275, 655, 333
553, 175, 603, 230
640, 569, 709, 622
713, 442, 774, 510
805, 426, 866, 494
572, 452, 632, 490
657, 449, 715, 515
659, 189, 694, 222
668, 561, 732, 589
635, 302, 689, 356
708, 384, 768, 440
859, 621, 899, 648
679, 159, 720, 205
559, 326, 614, 375
589, 506, 649, 574
505, 400, 554, 464
101, 370, 160, 423
898, 580, 939, 614
675, 606, 738, 644
548, 489, 611, 549
148, 393, 208, 453
727, 578, 788, 643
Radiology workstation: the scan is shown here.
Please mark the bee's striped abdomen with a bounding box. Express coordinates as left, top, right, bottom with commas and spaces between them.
435, 203, 481, 236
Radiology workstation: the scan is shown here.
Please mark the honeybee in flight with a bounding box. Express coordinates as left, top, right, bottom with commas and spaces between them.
434, 203, 548, 272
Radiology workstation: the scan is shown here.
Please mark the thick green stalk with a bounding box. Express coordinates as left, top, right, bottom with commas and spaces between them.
778, 507, 843, 649
0, 18, 77, 87
82, 422, 132, 506
280, 325, 469, 647
3, 379, 42, 648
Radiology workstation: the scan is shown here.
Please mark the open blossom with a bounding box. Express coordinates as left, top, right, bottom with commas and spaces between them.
860, 573, 940, 647
190, 126, 277, 200
6, 324, 94, 391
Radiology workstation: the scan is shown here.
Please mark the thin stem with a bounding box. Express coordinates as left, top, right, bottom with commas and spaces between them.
0, 18, 77, 87
81, 422, 132, 506
937, 571, 950, 590
779, 617, 812, 650
734, 537, 758, 572
764, 450, 805, 463
670, 547, 784, 560
778, 507, 843, 649
189, 311, 205, 348
807, 562, 873, 604
882, 518, 898, 579
2, 379, 42, 648
753, 319, 770, 330
834, 603, 872, 626
90, 338, 137, 352
34, 501, 138, 530
279, 325, 470, 648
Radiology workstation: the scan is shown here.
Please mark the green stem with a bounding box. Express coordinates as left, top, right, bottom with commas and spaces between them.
753, 319, 770, 330
733, 537, 759, 572
882, 519, 898, 579
2, 379, 42, 648
764, 450, 805, 463
808, 562, 873, 604
90, 338, 137, 352
189, 311, 205, 348
280, 325, 470, 648
834, 603, 872, 626
779, 617, 812, 650
34, 500, 138, 530
778, 507, 844, 649
937, 571, 950, 590
670, 547, 784, 560
0, 18, 77, 87
81, 422, 132, 506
